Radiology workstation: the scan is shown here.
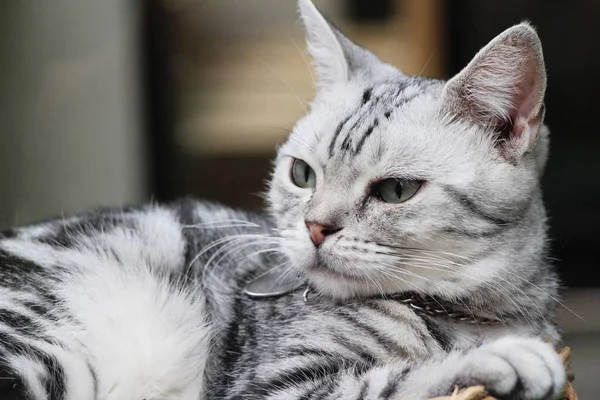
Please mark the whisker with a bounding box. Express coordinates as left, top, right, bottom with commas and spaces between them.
271, 262, 303, 289
385, 256, 542, 324
368, 238, 564, 323
344, 238, 544, 325
289, 35, 317, 91
250, 55, 309, 116
182, 219, 262, 229
202, 240, 284, 291
374, 263, 489, 322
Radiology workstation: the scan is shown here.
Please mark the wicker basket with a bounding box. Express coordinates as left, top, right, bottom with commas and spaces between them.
427, 347, 577, 400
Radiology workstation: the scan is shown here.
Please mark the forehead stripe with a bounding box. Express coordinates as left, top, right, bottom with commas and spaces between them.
327, 79, 435, 157
328, 115, 352, 156
354, 118, 379, 156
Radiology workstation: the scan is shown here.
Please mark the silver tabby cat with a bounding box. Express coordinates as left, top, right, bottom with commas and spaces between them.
0, 1, 566, 399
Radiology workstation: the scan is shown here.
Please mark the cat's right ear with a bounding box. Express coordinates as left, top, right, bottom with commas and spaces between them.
298, 0, 390, 88
298, 0, 348, 88
442, 23, 547, 161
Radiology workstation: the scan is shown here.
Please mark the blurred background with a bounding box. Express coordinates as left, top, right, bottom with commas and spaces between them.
0, 0, 598, 394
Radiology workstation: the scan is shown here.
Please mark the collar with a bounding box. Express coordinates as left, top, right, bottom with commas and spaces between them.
302, 286, 506, 326
244, 272, 507, 326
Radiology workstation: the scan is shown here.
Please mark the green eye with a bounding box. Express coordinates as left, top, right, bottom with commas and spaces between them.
375, 178, 421, 203
291, 159, 316, 188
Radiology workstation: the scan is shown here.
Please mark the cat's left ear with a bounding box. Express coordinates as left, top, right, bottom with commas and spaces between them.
298, 0, 395, 88
443, 23, 546, 160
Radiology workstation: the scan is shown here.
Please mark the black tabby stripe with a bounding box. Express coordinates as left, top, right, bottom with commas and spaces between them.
357, 300, 440, 354
0, 228, 17, 239
300, 378, 337, 400
336, 312, 408, 358
217, 296, 244, 384
382, 366, 411, 399
355, 379, 369, 400
341, 131, 353, 152
285, 346, 339, 359
329, 116, 352, 156
20, 298, 60, 324
214, 294, 262, 398
37, 213, 133, 250
38, 352, 66, 400
0, 309, 53, 343
259, 360, 342, 394
330, 334, 378, 366
0, 332, 66, 400
87, 361, 99, 399
380, 376, 399, 400
354, 118, 379, 155
421, 316, 453, 352
392, 92, 420, 110
285, 343, 375, 369
298, 383, 322, 400
440, 225, 503, 238
336, 79, 436, 157
362, 88, 373, 104
0, 252, 60, 305
443, 186, 512, 226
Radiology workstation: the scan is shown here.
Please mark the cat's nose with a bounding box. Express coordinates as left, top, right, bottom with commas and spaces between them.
305, 221, 343, 247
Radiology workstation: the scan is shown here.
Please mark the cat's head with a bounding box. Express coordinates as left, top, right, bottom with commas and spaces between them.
268, 0, 549, 300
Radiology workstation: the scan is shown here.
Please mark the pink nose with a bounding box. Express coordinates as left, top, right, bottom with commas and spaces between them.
305, 221, 343, 247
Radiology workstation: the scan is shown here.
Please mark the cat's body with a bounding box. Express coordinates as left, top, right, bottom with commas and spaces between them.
0, 1, 567, 399
0, 200, 562, 400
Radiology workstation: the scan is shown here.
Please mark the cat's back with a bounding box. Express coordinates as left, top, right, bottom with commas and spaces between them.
0, 198, 271, 278
0, 198, 269, 400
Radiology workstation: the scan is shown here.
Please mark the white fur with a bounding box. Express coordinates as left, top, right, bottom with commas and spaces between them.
1, 208, 211, 400
397, 336, 565, 399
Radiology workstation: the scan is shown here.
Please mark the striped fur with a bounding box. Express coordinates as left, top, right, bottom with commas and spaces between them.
0, 200, 565, 400
0, 1, 565, 399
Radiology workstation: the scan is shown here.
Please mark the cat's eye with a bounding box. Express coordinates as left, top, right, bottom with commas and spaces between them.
374, 178, 421, 203
291, 159, 316, 189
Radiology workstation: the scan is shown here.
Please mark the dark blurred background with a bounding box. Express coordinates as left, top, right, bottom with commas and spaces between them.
0, 0, 598, 393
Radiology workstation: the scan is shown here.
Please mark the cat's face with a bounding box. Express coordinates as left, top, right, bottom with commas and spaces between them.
268, 0, 549, 299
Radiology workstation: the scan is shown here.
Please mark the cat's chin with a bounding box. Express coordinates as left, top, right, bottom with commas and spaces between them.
304, 262, 364, 282
285, 242, 429, 299
303, 263, 414, 300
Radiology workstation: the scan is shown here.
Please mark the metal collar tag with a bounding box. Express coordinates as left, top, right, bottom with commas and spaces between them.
243, 268, 307, 298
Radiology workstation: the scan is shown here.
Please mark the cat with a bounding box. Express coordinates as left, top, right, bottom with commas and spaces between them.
0, 0, 566, 399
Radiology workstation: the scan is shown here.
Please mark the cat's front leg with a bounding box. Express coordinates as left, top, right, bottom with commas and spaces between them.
248, 336, 564, 400
257, 363, 412, 400
396, 336, 566, 400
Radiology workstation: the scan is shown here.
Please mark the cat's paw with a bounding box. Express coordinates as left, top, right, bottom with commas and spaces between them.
454, 336, 566, 400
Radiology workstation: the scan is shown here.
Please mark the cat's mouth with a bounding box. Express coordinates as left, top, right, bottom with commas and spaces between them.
304, 260, 363, 282
300, 249, 370, 282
